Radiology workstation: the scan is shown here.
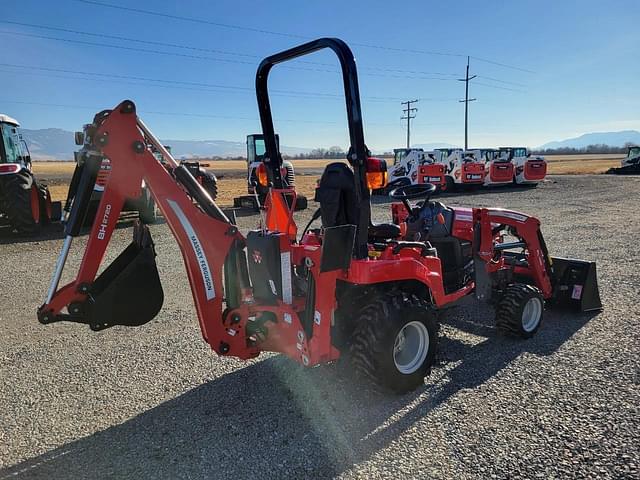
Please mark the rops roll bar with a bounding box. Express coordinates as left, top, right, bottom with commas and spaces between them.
255, 37, 371, 257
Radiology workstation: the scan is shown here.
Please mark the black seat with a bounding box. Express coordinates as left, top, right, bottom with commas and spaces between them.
368, 222, 401, 240
314, 162, 400, 240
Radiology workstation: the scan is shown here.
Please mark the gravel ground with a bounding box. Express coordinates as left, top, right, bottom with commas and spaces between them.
0, 174, 638, 479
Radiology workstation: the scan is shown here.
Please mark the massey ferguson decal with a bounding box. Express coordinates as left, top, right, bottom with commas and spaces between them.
167, 199, 216, 300
97, 204, 112, 240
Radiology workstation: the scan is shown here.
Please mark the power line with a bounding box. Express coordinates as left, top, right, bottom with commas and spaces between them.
73, 0, 533, 73
473, 81, 526, 93
475, 75, 527, 87
0, 19, 260, 58
1, 21, 534, 85
0, 62, 460, 104
0, 20, 461, 78
458, 56, 476, 150
0, 29, 255, 65
75, 0, 307, 39
470, 56, 535, 74
0, 99, 425, 127
0, 29, 460, 82
401, 99, 418, 149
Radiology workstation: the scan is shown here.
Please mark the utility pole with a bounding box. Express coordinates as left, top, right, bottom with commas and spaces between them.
458, 56, 476, 150
401, 99, 418, 149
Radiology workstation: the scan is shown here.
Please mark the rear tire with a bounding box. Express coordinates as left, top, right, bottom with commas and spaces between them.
349, 291, 438, 393
445, 175, 455, 192
0, 170, 41, 234
495, 284, 544, 338
199, 170, 218, 201
294, 195, 307, 211
37, 182, 53, 224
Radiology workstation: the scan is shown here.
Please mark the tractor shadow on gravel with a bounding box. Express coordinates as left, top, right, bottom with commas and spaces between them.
1, 305, 599, 479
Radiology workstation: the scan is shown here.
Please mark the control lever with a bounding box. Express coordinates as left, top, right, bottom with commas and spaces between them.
251, 181, 267, 235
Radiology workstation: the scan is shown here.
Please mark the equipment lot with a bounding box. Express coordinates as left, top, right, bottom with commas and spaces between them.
1, 174, 638, 479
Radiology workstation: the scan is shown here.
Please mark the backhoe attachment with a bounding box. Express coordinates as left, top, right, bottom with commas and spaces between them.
38, 100, 238, 350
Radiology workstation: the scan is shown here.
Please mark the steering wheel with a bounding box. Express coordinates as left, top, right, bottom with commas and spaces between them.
388, 183, 437, 200
389, 183, 437, 218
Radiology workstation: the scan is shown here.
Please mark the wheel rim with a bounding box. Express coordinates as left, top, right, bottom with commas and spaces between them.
522, 297, 542, 332
393, 320, 430, 374
30, 185, 40, 223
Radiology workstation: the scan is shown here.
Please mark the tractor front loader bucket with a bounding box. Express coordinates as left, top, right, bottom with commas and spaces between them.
87, 224, 164, 330
550, 257, 602, 312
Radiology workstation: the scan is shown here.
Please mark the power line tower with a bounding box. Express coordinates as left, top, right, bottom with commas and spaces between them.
458, 56, 476, 150
401, 99, 418, 149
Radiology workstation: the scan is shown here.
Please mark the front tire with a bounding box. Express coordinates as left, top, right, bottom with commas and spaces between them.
349, 291, 438, 393
495, 284, 544, 338
0, 170, 41, 234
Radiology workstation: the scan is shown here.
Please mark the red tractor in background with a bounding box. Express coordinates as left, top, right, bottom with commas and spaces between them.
38, 39, 601, 393
233, 133, 307, 211
0, 114, 59, 234
65, 134, 218, 225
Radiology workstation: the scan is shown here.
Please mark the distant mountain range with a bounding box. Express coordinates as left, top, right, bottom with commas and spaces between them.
24, 128, 76, 160
21, 128, 313, 160
19, 127, 640, 160
538, 130, 640, 150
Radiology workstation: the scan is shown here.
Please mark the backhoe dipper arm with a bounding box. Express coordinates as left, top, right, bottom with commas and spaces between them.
39, 101, 251, 357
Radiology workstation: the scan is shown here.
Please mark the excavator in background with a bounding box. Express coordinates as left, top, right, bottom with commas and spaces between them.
606, 145, 640, 175
0, 114, 59, 234
233, 133, 307, 210
39, 38, 601, 395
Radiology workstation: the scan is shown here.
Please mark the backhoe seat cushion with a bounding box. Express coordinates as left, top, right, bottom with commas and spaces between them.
315, 162, 401, 240
314, 163, 357, 228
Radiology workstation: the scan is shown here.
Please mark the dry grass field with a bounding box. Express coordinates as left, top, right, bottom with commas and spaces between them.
32, 154, 624, 205
544, 153, 623, 174
32, 159, 340, 205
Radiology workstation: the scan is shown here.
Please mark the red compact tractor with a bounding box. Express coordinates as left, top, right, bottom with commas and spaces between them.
38, 39, 601, 393
0, 114, 60, 234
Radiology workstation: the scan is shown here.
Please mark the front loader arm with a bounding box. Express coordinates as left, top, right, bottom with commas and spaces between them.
39, 101, 253, 357
473, 207, 553, 299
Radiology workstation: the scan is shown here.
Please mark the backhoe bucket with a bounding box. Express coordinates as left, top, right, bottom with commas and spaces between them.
550, 257, 602, 312
87, 225, 164, 330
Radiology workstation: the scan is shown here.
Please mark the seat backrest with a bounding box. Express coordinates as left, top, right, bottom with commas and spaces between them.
314, 162, 357, 228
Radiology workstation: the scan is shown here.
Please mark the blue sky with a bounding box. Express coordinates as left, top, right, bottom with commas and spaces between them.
1, 0, 639, 150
